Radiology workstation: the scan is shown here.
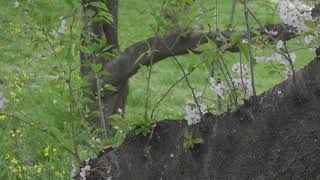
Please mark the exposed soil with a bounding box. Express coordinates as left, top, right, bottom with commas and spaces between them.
82, 58, 320, 180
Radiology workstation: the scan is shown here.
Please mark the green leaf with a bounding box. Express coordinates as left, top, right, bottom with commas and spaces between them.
178, 0, 186, 8
79, 46, 93, 54
193, 138, 204, 144
89, 2, 109, 11
90, 111, 101, 118
110, 114, 123, 121
230, 31, 242, 44
135, 51, 147, 64
268, 69, 277, 75
104, 84, 118, 92
195, 39, 217, 52
304, 20, 316, 29
93, 64, 103, 73
240, 43, 249, 62
187, 64, 196, 73
100, 70, 111, 76
188, 50, 198, 61
61, 139, 74, 151
48, 126, 61, 139
186, 0, 195, 5
97, 11, 113, 24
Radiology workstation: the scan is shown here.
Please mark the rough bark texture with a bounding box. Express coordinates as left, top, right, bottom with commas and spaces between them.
81, 57, 320, 180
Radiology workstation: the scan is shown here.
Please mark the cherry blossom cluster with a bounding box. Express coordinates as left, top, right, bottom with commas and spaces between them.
183, 0, 317, 124
210, 63, 252, 102
209, 63, 252, 97
255, 51, 296, 64
70, 164, 77, 179
71, 159, 91, 179
183, 93, 207, 125
209, 78, 227, 97
279, 0, 313, 33
256, 40, 296, 79
264, 28, 278, 36
283, 68, 293, 79
231, 63, 252, 95
79, 159, 91, 180
49, 17, 67, 37
184, 63, 253, 125
256, 41, 297, 64
257, 0, 318, 80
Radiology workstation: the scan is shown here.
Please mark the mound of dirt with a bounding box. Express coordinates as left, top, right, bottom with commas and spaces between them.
81, 58, 320, 180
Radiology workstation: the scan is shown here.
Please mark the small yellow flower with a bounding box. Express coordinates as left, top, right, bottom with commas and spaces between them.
10, 129, 21, 138
21, 166, 27, 172
5, 154, 10, 160
11, 167, 18, 173
34, 163, 44, 173
55, 171, 62, 177
43, 146, 50, 157
10, 157, 18, 164
0, 115, 7, 121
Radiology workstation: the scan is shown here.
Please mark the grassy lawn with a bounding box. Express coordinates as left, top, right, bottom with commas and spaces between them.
122, 0, 314, 120
0, 0, 315, 178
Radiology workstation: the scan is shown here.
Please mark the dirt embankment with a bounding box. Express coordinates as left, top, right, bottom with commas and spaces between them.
81, 56, 320, 180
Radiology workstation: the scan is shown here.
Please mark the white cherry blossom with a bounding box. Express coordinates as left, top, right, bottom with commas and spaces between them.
278, 0, 313, 33
210, 78, 227, 97
14, 1, 20, 8
184, 102, 207, 126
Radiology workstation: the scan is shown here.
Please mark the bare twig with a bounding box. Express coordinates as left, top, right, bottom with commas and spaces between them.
243, 0, 257, 96
239, 51, 247, 95
144, 0, 166, 120
282, 41, 297, 84
150, 61, 205, 121
229, 0, 237, 28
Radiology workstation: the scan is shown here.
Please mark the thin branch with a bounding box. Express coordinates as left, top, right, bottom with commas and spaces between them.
103, 23, 297, 86
239, 51, 247, 95
150, 61, 205, 121
160, 43, 204, 118
243, 0, 257, 96
144, 0, 166, 121
215, 53, 238, 107
229, 0, 237, 28
282, 41, 297, 84
216, 51, 239, 107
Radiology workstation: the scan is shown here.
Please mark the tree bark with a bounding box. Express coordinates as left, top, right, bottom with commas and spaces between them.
79, 57, 320, 180
81, 0, 128, 131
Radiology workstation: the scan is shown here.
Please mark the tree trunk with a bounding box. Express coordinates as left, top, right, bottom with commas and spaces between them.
81, 0, 128, 131
78, 57, 320, 180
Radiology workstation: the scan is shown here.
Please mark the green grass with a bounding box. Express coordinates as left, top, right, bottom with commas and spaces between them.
0, 0, 315, 179
124, 0, 313, 120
